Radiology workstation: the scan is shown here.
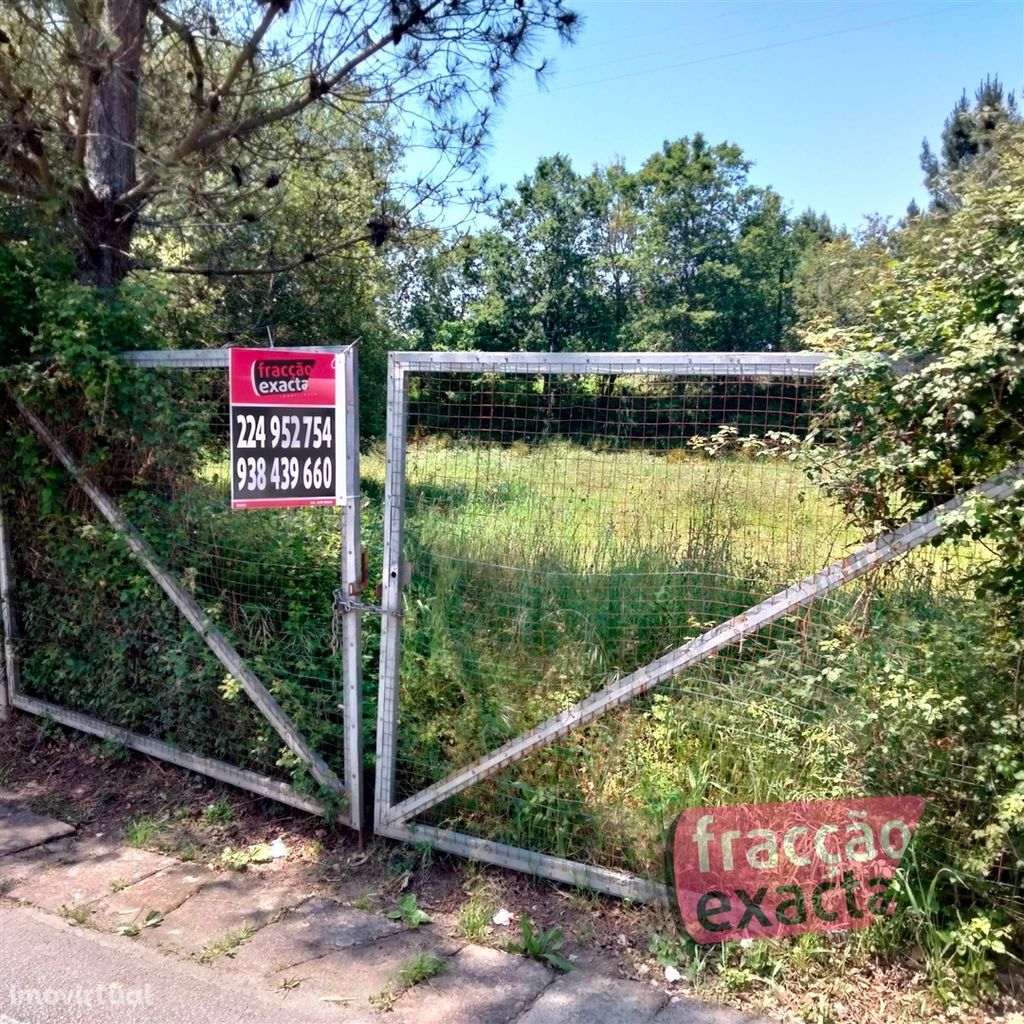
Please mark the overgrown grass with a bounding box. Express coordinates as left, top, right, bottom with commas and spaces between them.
361, 438, 1022, 1001
11, 418, 1020, 1002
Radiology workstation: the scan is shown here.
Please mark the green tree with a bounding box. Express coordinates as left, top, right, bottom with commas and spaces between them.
396, 231, 484, 352
732, 189, 802, 351
589, 160, 639, 348
466, 155, 612, 352
817, 123, 1024, 595
0, 0, 580, 289
793, 215, 893, 340
920, 75, 1021, 212
625, 134, 794, 351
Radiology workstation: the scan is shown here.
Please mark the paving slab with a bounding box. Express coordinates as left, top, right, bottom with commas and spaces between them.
140, 869, 309, 956
1, 902, 378, 1024
653, 995, 778, 1023
87, 862, 210, 932
390, 942, 554, 1024
515, 968, 667, 1024
221, 897, 402, 975
0, 843, 66, 892
4, 838, 174, 913
0, 801, 76, 857
258, 929, 461, 1019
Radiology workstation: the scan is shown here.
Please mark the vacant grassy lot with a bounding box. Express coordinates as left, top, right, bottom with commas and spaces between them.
9, 419, 1020, 1004
360, 441, 1008, 899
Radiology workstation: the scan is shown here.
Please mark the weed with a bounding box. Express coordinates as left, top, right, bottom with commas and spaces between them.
371, 952, 447, 1010
351, 891, 378, 912
786, 931, 834, 975
28, 793, 88, 825
301, 839, 325, 862
457, 886, 497, 940
220, 843, 272, 871
890, 855, 1018, 1005
117, 909, 164, 937
177, 841, 199, 863
411, 841, 436, 870
396, 951, 447, 987
196, 922, 257, 964
571, 918, 595, 946
122, 817, 161, 848
648, 931, 684, 967
276, 975, 307, 993
386, 847, 421, 876
200, 798, 236, 826
647, 932, 709, 982
0, 763, 14, 786
109, 877, 132, 893
95, 739, 131, 762
59, 903, 93, 927
386, 893, 431, 928
38, 716, 64, 742
506, 916, 572, 972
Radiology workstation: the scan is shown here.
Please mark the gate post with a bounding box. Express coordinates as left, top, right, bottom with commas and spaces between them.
374, 354, 409, 832
338, 345, 365, 835
0, 482, 19, 722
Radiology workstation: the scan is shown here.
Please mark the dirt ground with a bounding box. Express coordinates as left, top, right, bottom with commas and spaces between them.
1, 715, 1020, 1024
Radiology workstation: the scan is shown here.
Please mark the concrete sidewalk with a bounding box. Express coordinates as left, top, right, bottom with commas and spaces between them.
0, 795, 774, 1024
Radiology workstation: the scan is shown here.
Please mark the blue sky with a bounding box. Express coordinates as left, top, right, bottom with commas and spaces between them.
471, 0, 1023, 232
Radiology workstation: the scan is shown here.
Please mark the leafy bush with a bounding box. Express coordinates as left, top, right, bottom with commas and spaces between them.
809, 123, 1024, 602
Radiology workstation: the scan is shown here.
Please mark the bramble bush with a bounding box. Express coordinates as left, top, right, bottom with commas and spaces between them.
0, 240, 345, 795
801, 123, 1024, 996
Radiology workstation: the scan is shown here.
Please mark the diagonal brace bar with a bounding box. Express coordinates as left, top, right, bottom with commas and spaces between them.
15, 397, 344, 799
384, 462, 1024, 828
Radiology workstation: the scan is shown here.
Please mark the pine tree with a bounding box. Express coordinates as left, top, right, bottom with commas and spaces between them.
920, 75, 1021, 211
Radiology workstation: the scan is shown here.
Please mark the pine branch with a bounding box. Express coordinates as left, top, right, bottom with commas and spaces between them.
123, 230, 378, 276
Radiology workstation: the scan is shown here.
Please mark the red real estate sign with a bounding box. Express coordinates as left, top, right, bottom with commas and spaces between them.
673, 796, 925, 943
229, 348, 342, 510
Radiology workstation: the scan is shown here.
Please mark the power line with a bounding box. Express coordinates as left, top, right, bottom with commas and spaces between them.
508, 1, 969, 98
559, 0, 897, 79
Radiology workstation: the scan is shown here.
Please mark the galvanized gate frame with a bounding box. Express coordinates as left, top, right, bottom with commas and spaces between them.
2, 345, 364, 830
372, 350, 1024, 902
6, 345, 1023, 877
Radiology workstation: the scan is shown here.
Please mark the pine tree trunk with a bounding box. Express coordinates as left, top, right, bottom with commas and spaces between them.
73, 0, 146, 289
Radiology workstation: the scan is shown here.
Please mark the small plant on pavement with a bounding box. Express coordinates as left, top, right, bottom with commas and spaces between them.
58, 903, 93, 927
196, 922, 257, 964
371, 952, 447, 1011
506, 915, 573, 972
386, 892, 431, 928
117, 909, 164, 938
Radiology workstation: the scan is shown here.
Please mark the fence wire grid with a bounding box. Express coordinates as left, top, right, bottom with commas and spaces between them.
374, 353, 1023, 921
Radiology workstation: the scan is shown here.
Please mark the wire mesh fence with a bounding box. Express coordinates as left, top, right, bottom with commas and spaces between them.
2, 345, 1021, 932
2, 350, 361, 821
374, 352, 1024, 929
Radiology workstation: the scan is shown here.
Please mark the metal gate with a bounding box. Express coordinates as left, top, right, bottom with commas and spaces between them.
1, 346, 364, 830
372, 351, 834, 898
371, 351, 1024, 900
6, 346, 1022, 903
